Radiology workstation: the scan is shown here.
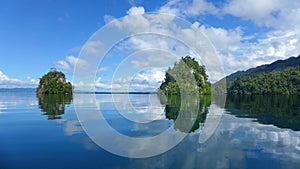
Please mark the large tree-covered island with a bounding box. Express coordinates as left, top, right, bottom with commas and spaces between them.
227, 66, 300, 95
214, 55, 300, 95
158, 56, 211, 95
36, 69, 73, 95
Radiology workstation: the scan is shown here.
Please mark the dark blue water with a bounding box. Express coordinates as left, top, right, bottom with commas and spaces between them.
0, 90, 300, 169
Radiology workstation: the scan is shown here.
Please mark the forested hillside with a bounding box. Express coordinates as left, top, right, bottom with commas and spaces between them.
227, 66, 300, 95
225, 55, 300, 82
214, 55, 300, 95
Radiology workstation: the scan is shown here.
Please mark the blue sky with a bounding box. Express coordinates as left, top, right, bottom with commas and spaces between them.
0, 0, 299, 91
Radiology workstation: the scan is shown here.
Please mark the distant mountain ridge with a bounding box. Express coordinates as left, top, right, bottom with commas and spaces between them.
224, 55, 300, 82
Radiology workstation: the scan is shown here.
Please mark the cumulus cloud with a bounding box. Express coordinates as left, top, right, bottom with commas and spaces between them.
159, 0, 300, 30
222, 0, 281, 26
95, 77, 115, 89
127, 6, 145, 15
0, 70, 38, 88
0, 70, 21, 84
74, 2, 300, 91
158, 0, 219, 17
54, 55, 89, 70
222, 0, 300, 29
129, 68, 165, 91
186, 0, 219, 16
212, 27, 298, 73
128, 0, 143, 6
82, 40, 103, 55
74, 68, 165, 92
194, 23, 300, 74
156, 0, 300, 75
66, 55, 89, 68
196, 23, 243, 52
54, 60, 70, 70
105, 7, 225, 82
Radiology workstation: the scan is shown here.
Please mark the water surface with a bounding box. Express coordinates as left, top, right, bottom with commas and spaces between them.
0, 90, 300, 169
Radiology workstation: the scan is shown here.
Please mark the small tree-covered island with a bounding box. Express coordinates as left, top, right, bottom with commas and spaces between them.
36, 69, 73, 95
158, 56, 211, 95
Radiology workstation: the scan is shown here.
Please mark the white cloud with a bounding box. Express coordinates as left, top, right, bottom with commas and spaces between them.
222, 0, 300, 29
75, 68, 165, 92
186, 0, 219, 16
0, 70, 22, 85
103, 15, 116, 23
128, 0, 143, 6
103, 69, 164, 92
95, 77, 113, 89
112, 7, 151, 33
54, 60, 70, 70
82, 40, 103, 55
99, 6, 225, 83
73, 81, 95, 91
122, 42, 180, 70
158, 0, 182, 16
129, 68, 165, 91
66, 55, 89, 68
195, 23, 300, 74
69, 45, 82, 53
159, 0, 300, 30
74, 77, 131, 91
54, 55, 89, 71
27, 77, 39, 85
155, 0, 300, 76
197, 23, 243, 53
0, 70, 38, 88
75, 2, 300, 91
97, 66, 110, 73
223, 0, 280, 26
158, 0, 219, 17
126, 6, 145, 15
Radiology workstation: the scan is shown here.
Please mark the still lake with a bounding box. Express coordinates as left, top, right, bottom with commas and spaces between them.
0, 89, 300, 169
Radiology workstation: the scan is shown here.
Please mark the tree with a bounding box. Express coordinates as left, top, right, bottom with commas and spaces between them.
158, 56, 211, 95
36, 70, 73, 95
227, 66, 300, 95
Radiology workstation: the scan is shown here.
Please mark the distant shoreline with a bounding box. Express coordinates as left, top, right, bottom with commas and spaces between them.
74, 91, 157, 94
0, 88, 157, 94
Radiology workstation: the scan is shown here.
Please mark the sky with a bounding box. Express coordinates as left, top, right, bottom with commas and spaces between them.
0, 0, 299, 91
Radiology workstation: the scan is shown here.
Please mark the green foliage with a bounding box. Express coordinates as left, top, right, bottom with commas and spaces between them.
158, 56, 211, 95
227, 66, 300, 95
37, 70, 73, 95
38, 94, 73, 120
214, 55, 300, 94
159, 94, 211, 133
225, 95, 300, 131
224, 55, 300, 82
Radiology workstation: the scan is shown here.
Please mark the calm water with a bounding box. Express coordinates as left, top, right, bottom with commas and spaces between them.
0, 89, 300, 169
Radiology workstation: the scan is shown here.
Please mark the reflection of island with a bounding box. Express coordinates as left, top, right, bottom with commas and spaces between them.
37, 94, 73, 120
160, 95, 211, 133
226, 95, 300, 131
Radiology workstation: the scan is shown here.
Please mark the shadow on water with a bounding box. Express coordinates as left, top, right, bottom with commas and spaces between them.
159, 95, 211, 133
225, 95, 300, 131
37, 94, 73, 120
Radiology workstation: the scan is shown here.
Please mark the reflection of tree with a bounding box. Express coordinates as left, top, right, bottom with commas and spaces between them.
37, 94, 73, 120
159, 95, 211, 133
226, 95, 300, 131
